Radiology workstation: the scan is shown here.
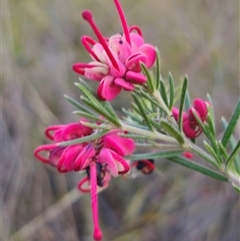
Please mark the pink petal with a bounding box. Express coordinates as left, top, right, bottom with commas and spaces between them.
108, 56, 126, 77
172, 107, 187, 121
84, 62, 109, 81
53, 128, 64, 142
137, 44, 156, 68
49, 146, 66, 167
34, 143, 58, 163
192, 98, 208, 121
103, 132, 135, 156
114, 77, 134, 91
110, 151, 130, 174
74, 145, 96, 170
129, 32, 144, 51
61, 145, 84, 171
45, 125, 64, 140
97, 76, 122, 101
109, 34, 132, 62
125, 71, 146, 84
92, 43, 108, 63
183, 119, 197, 138
61, 123, 91, 141
98, 148, 118, 177
125, 52, 147, 72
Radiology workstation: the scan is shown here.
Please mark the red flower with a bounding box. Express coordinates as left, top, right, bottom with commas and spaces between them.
34, 121, 135, 241
72, 0, 156, 101
172, 98, 209, 138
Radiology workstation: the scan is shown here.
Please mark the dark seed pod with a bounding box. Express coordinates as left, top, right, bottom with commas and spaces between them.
86, 163, 106, 187
136, 159, 155, 175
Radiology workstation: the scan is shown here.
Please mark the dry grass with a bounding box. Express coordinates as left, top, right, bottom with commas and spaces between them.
2, 0, 239, 240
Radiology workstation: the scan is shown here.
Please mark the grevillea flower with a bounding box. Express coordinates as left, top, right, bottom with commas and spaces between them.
172, 98, 209, 138
72, 0, 156, 101
34, 119, 93, 172
34, 121, 135, 241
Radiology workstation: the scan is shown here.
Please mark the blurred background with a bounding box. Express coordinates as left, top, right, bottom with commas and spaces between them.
2, 0, 239, 241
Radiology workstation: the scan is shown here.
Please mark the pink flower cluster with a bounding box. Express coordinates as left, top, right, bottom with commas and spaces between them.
72, 0, 156, 101
172, 98, 209, 138
34, 119, 135, 240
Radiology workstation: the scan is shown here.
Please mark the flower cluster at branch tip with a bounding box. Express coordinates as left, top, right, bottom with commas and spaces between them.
34, 119, 135, 241
172, 98, 209, 138
72, 0, 156, 101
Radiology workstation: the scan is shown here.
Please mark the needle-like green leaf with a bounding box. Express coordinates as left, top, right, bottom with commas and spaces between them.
155, 47, 161, 90
168, 72, 175, 110
178, 76, 188, 132
73, 110, 104, 122
141, 63, 155, 93
57, 130, 109, 147
160, 120, 184, 144
127, 150, 181, 161
226, 140, 240, 170
64, 95, 95, 114
169, 156, 228, 182
159, 79, 169, 107
221, 99, 240, 147
81, 96, 120, 126
132, 93, 154, 131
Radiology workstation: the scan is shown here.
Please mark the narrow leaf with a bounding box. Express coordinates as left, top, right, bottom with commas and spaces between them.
178, 76, 188, 132
218, 141, 229, 159
64, 95, 94, 114
75, 82, 120, 126
207, 113, 216, 137
99, 100, 119, 124
226, 140, 240, 169
160, 120, 184, 144
221, 99, 240, 147
150, 119, 164, 133
127, 150, 182, 161
204, 141, 222, 164
184, 90, 191, 111
57, 130, 109, 147
81, 96, 120, 126
118, 133, 152, 140
168, 72, 174, 109
155, 47, 161, 90
73, 111, 103, 122
122, 108, 143, 123
140, 63, 155, 93
190, 144, 218, 167
169, 156, 228, 182
139, 89, 166, 113
206, 93, 215, 131
160, 79, 169, 107
78, 78, 95, 94
131, 102, 142, 116
132, 93, 154, 131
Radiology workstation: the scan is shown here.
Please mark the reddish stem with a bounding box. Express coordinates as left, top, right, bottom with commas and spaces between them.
129, 25, 143, 37
90, 162, 103, 240
78, 176, 90, 193
113, 0, 131, 45
81, 36, 99, 61
82, 10, 120, 71
34, 144, 57, 163
45, 125, 64, 140
111, 152, 130, 174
